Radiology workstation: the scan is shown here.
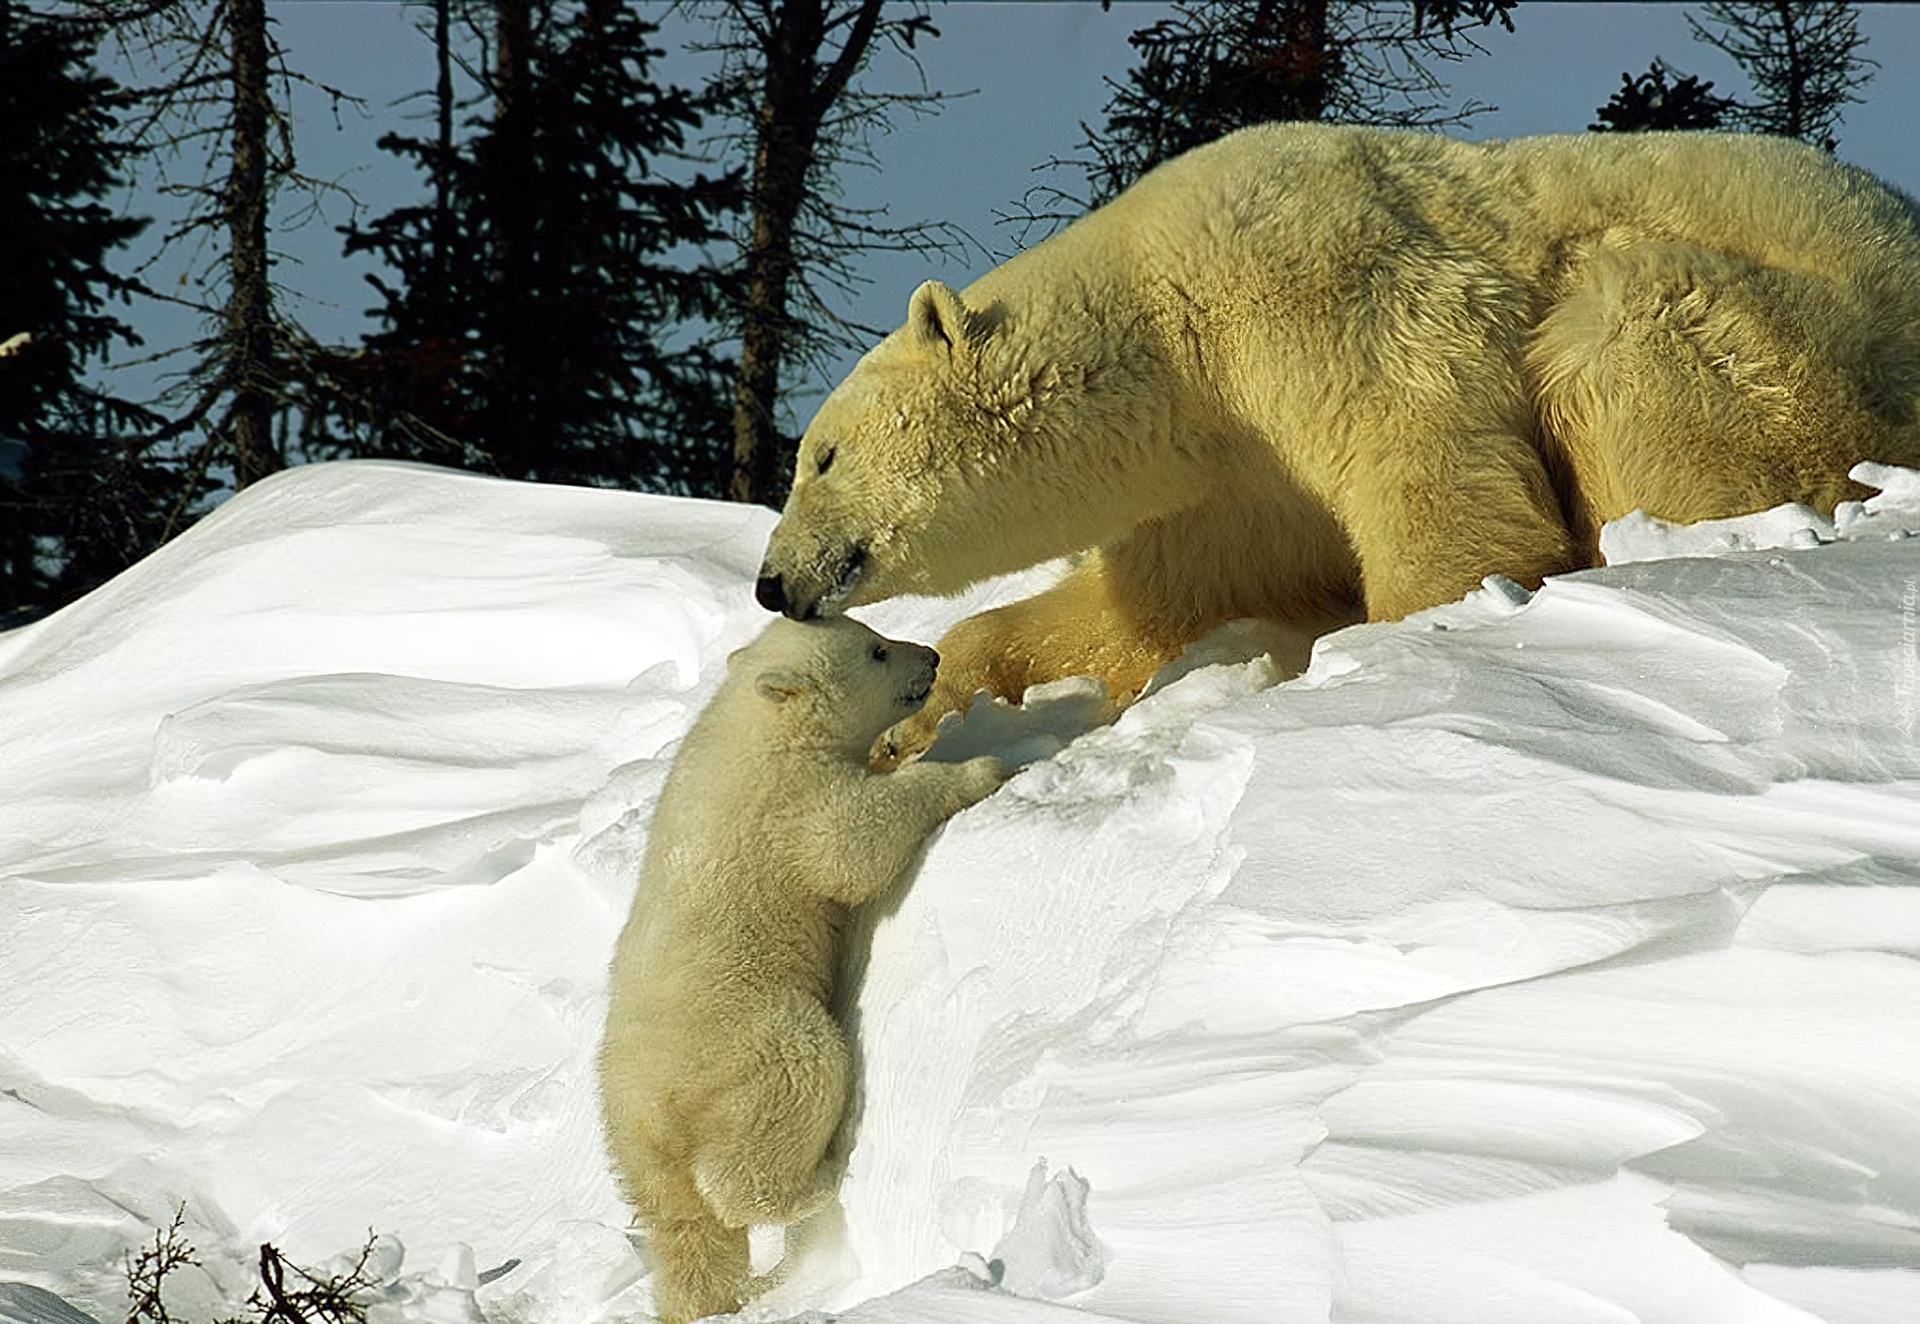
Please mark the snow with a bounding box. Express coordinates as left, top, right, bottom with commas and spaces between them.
4, 458, 1920, 1324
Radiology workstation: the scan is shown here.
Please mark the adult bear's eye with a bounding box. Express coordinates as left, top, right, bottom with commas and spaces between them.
871, 645, 888, 663
815, 446, 836, 476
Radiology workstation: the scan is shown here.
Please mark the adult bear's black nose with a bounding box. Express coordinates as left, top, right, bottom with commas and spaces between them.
755, 573, 788, 614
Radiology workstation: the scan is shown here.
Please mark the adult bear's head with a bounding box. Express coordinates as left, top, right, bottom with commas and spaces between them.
755, 277, 1166, 619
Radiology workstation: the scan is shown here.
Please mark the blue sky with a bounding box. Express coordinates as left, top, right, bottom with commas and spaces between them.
102, 1, 1920, 425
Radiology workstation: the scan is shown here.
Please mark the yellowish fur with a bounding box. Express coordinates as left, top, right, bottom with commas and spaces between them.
597, 618, 1005, 1323
754, 125, 1920, 759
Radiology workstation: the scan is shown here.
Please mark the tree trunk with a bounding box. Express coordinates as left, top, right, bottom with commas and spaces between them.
431, 0, 453, 302
729, 0, 884, 507
488, 0, 534, 471
1279, 0, 1332, 120
225, 0, 279, 486
1775, 0, 1806, 140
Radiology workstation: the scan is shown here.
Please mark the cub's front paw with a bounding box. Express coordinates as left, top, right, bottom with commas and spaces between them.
958, 755, 1010, 804
872, 704, 944, 771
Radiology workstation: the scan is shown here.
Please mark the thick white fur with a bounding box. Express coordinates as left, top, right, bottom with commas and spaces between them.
597, 617, 1004, 1324
756, 125, 1920, 757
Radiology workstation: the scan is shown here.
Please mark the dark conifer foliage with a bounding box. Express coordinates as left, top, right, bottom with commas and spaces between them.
319, 1, 745, 496
1591, 62, 1735, 132
1067, 0, 1516, 209
0, 4, 161, 620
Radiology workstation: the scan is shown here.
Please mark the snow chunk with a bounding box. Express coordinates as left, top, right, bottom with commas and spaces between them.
922, 677, 1117, 770
1835, 460, 1920, 540
1601, 502, 1835, 565
988, 1162, 1106, 1301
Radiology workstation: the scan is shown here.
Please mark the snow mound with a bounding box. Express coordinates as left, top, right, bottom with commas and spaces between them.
4, 459, 1920, 1324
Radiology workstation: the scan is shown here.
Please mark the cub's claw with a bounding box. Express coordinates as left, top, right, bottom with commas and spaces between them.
871, 705, 944, 770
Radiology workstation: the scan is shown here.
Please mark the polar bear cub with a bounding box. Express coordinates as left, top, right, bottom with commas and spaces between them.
598, 616, 1006, 1324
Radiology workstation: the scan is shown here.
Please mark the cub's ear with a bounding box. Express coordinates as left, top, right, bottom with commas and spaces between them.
754, 668, 809, 704
908, 280, 974, 358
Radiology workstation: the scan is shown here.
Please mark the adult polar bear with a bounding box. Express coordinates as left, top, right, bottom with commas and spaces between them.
756, 124, 1920, 754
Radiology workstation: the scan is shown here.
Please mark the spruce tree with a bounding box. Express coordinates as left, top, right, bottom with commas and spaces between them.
61, 0, 345, 555
1591, 62, 1735, 132
0, 3, 159, 620
322, 1, 744, 495
1689, 1, 1873, 152
1066, 0, 1517, 210
690, 0, 958, 507
104, 0, 315, 500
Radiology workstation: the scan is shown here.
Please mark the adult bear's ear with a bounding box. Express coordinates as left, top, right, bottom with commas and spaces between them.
754, 669, 809, 704
907, 280, 974, 358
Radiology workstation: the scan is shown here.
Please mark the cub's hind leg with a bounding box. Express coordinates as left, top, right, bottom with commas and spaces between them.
643, 1197, 750, 1324
692, 990, 849, 1231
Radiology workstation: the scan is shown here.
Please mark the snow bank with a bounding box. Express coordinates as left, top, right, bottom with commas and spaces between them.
4, 459, 1920, 1324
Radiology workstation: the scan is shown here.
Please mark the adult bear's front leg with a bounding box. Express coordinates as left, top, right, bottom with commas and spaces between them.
873, 560, 1179, 767
1335, 410, 1582, 622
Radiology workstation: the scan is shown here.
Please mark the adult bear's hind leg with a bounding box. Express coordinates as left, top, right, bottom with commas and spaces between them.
1528, 237, 1920, 536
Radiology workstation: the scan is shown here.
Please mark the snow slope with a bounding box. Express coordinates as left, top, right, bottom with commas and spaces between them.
3, 459, 1920, 1324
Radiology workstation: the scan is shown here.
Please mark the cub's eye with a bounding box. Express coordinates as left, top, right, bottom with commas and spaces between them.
871, 645, 888, 663
815, 446, 836, 476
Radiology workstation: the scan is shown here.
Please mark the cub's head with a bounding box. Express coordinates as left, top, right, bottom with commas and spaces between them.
733, 616, 939, 752
756, 279, 1105, 620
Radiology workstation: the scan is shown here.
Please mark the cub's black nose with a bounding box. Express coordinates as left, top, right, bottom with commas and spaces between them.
755, 574, 787, 614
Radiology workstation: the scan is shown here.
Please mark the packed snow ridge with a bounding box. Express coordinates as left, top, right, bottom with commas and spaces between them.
4, 459, 1920, 1324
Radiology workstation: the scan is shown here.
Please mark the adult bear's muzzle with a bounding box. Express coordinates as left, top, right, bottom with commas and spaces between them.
754, 572, 794, 616
754, 543, 867, 619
